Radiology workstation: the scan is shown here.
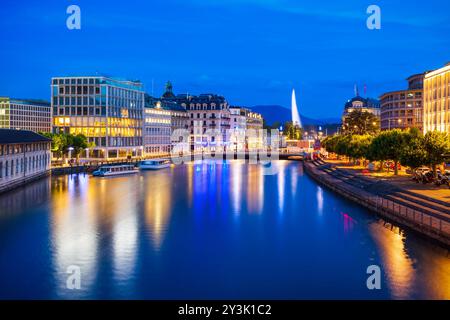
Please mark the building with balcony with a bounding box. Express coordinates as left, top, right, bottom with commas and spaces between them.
166, 103, 189, 150
230, 106, 247, 131
229, 106, 249, 152
146, 87, 189, 153
229, 106, 264, 151
143, 94, 172, 156
0, 97, 51, 133
246, 110, 264, 131
380, 73, 424, 131
423, 63, 450, 133
183, 94, 231, 152
51, 76, 145, 159
155, 82, 265, 153
246, 109, 264, 150
158, 82, 231, 152
0, 129, 51, 193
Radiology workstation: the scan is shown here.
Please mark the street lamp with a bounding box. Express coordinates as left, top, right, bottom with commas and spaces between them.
67, 147, 74, 165
388, 118, 402, 130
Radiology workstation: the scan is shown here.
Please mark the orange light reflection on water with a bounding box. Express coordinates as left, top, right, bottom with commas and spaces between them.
369, 223, 450, 299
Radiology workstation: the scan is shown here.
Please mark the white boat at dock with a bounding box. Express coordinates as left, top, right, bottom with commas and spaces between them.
139, 159, 171, 170
92, 164, 138, 177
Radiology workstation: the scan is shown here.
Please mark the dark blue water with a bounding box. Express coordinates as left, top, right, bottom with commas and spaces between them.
0, 160, 448, 299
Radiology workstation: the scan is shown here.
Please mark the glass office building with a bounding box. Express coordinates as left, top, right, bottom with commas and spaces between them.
51, 76, 144, 159
0, 97, 51, 133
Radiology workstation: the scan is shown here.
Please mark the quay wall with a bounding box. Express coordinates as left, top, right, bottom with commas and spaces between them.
0, 170, 50, 194
303, 161, 450, 248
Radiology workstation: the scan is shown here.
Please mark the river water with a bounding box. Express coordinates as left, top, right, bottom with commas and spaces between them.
0, 160, 448, 299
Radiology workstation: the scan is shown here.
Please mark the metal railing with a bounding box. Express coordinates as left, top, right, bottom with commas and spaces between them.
371, 196, 449, 235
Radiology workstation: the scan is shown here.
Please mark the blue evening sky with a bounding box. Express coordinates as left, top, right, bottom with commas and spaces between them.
0, 0, 449, 118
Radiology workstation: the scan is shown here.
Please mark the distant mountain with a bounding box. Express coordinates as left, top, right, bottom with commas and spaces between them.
250, 105, 341, 126
320, 117, 343, 124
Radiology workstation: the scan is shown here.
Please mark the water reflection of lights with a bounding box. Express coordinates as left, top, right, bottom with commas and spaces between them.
316, 186, 324, 215
144, 174, 172, 250
51, 175, 98, 296
231, 162, 243, 214
112, 181, 138, 282
277, 163, 285, 213
5, 160, 448, 299
193, 163, 208, 195
369, 223, 415, 299
247, 165, 264, 214
340, 212, 357, 233
290, 166, 298, 197
187, 163, 193, 207
67, 174, 89, 194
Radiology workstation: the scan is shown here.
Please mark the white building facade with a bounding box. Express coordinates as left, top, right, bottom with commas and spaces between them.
143, 96, 172, 156
0, 130, 51, 193
228, 106, 264, 151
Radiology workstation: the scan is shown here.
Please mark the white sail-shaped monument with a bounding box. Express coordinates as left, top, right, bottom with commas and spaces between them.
291, 89, 302, 128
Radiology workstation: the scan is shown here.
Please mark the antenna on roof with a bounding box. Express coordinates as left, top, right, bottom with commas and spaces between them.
354, 83, 359, 97
151, 78, 154, 97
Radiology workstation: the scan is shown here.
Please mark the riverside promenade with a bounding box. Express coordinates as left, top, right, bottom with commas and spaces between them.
304, 159, 450, 248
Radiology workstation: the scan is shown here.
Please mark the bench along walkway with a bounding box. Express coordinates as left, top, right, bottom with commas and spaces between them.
305, 159, 450, 247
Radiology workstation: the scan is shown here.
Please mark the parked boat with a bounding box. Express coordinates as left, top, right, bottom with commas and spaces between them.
92, 164, 138, 177
139, 159, 171, 170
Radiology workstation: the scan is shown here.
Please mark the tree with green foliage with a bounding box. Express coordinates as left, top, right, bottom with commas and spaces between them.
399, 128, 428, 170
422, 131, 450, 177
39, 132, 94, 162
322, 135, 339, 154
334, 134, 352, 159
323, 128, 450, 177
342, 110, 380, 135
325, 134, 373, 162
367, 129, 407, 175
283, 121, 302, 140
68, 133, 94, 162
347, 134, 373, 161
40, 132, 69, 160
